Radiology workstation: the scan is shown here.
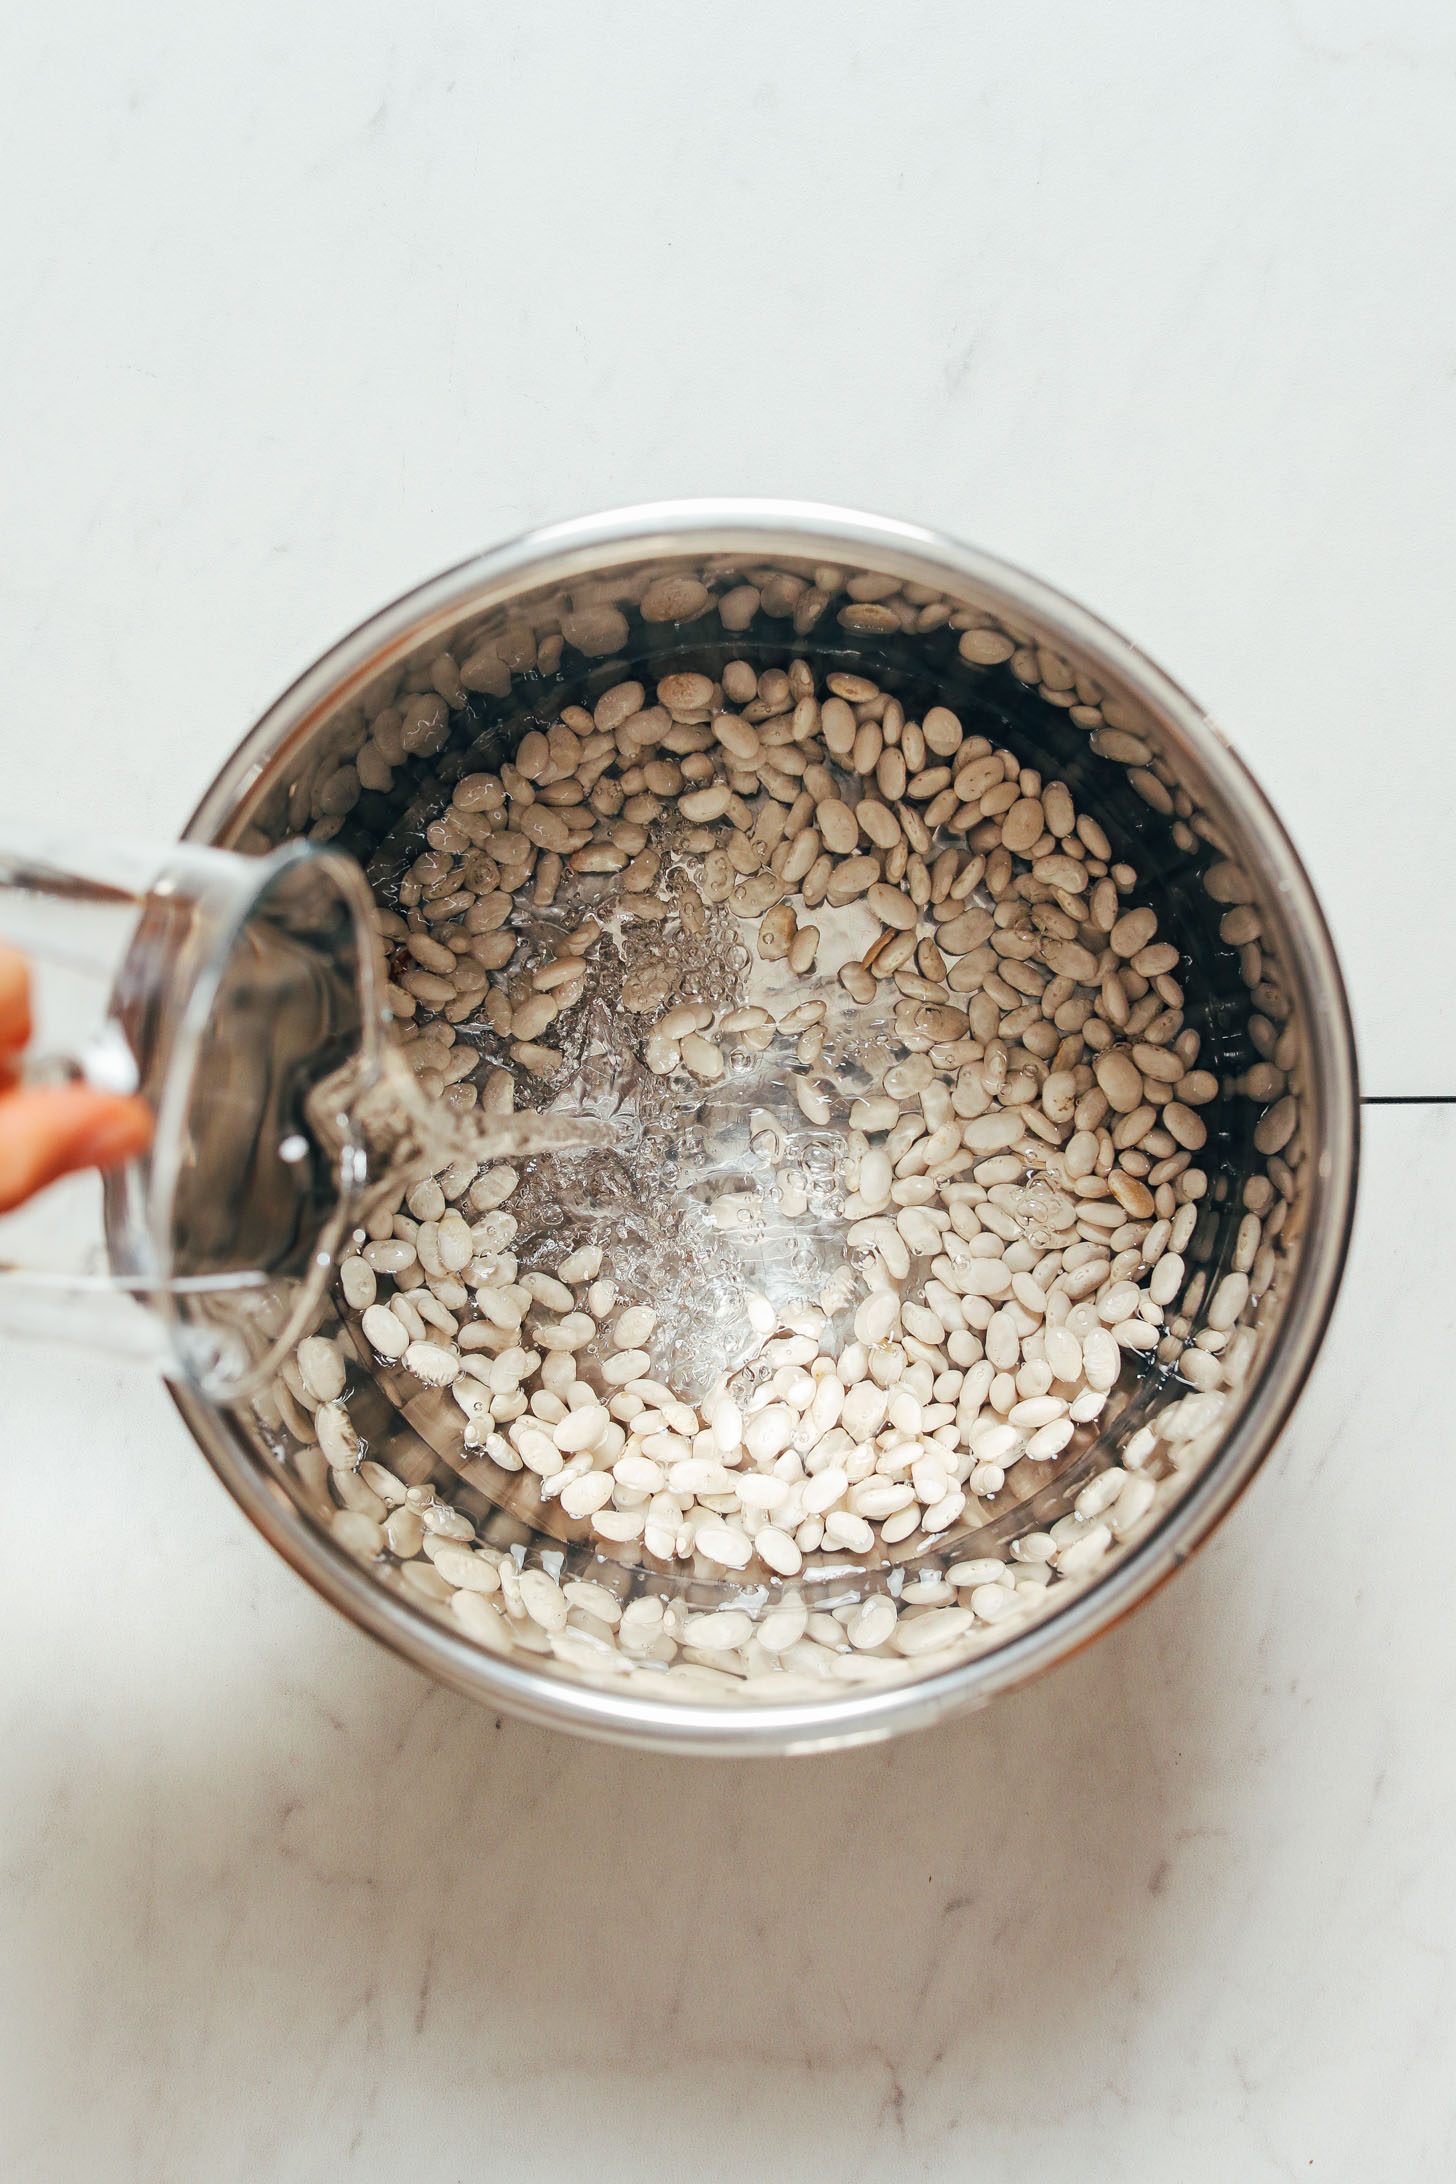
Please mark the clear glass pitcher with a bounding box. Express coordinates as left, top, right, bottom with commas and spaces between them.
0, 828, 615, 1403
0, 830, 387, 1401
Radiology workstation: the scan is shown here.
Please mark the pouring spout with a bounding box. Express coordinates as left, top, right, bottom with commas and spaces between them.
305, 1043, 620, 1226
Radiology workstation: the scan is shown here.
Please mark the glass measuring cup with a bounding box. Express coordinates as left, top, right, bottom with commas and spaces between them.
0, 828, 618, 1402
0, 830, 386, 1401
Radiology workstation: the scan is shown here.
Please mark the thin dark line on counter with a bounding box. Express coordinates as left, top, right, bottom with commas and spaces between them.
1360, 1095, 1456, 1105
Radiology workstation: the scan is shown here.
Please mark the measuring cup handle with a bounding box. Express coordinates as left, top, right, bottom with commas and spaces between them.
1, 836, 170, 1362
0, 1268, 173, 1365
0, 1262, 280, 1368
0, 895, 158, 1361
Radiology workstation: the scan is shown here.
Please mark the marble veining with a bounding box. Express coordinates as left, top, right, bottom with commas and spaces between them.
2, 3, 1455, 2176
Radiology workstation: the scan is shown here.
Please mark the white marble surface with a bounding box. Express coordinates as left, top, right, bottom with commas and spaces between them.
3, 5, 1455, 2178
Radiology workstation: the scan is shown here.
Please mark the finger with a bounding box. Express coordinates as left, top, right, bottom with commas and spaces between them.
0, 946, 30, 1056
0, 1085, 154, 1215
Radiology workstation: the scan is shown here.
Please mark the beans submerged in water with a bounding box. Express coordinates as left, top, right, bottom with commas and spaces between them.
275, 595, 1298, 1705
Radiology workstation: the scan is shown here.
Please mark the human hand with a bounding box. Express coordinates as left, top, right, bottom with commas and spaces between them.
0, 945, 154, 1214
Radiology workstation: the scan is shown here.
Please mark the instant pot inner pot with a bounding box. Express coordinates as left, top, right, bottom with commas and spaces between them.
204, 539, 1328, 1710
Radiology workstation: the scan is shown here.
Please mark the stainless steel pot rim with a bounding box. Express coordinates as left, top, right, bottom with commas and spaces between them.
178, 499, 1360, 1757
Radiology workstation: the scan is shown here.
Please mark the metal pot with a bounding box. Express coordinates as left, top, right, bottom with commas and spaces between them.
174, 501, 1358, 1755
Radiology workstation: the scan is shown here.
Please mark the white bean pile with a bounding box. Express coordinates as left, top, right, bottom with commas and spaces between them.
258, 646, 1291, 1701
